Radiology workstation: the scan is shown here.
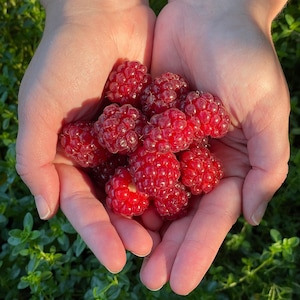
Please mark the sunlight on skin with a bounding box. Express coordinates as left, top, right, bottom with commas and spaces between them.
140, 178, 242, 294
57, 164, 153, 273
15, 0, 289, 296
16, 1, 155, 221
138, 1, 289, 294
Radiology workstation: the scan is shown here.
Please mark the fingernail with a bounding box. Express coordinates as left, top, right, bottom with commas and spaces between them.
251, 202, 268, 225
35, 195, 51, 220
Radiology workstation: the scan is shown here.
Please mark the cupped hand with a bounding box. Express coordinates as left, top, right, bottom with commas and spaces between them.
140, 0, 290, 294
16, 0, 156, 273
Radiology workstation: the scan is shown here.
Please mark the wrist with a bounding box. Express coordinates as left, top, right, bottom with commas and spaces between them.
41, 0, 149, 9
40, 0, 150, 16
40, 0, 150, 33
167, 0, 287, 29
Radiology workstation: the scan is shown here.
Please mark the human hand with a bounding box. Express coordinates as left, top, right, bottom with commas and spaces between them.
140, 0, 290, 294
16, 0, 156, 273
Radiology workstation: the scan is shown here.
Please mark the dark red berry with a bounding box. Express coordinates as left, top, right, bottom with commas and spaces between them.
60, 121, 111, 168
91, 154, 128, 189
153, 182, 191, 220
129, 146, 181, 198
183, 91, 230, 140
105, 60, 152, 106
143, 108, 194, 153
94, 103, 147, 155
179, 145, 224, 195
140, 72, 190, 118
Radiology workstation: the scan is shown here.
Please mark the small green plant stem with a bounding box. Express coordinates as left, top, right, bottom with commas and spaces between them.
217, 255, 274, 291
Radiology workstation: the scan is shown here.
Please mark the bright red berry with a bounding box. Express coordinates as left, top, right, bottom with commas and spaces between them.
60, 121, 111, 168
105, 60, 152, 106
105, 167, 149, 217
140, 72, 190, 118
143, 108, 194, 153
94, 103, 147, 155
60, 60, 231, 222
183, 91, 230, 140
179, 145, 224, 195
129, 146, 181, 198
153, 182, 191, 220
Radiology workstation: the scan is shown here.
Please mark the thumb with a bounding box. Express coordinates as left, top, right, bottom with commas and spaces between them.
16, 127, 60, 219
242, 123, 289, 225
16, 88, 61, 219
57, 164, 127, 273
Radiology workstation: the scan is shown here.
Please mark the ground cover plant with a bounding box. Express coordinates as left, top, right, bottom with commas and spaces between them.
0, 0, 299, 299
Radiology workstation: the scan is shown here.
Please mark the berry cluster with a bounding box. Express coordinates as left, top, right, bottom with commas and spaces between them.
59, 60, 231, 220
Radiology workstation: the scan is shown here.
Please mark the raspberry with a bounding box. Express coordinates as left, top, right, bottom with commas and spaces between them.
140, 72, 190, 118
105, 167, 149, 217
183, 91, 230, 140
129, 146, 181, 197
153, 182, 191, 220
60, 60, 231, 222
91, 154, 128, 189
60, 121, 111, 168
94, 103, 147, 155
179, 145, 224, 195
105, 60, 152, 106
143, 108, 194, 153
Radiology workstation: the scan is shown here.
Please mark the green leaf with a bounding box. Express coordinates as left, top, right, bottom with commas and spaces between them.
8, 229, 22, 245
23, 212, 34, 232
28, 256, 40, 273
17, 279, 30, 290
41, 270, 53, 281
30, 230, 41, 240
285, 14, 295, 26
287, 236, 300, 248
270, 229, 282, 242
73, 234, 87, 257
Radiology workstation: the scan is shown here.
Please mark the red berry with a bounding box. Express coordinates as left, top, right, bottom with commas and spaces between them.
60, 121, 111, 168
91, 154, 128, 189
105, 167, 149, 217
105, 60, 152, 106
94, 103, 147, 155
153, 182, 191, 220
60, 60, 231, 222
183, 91, 230, 140
140, 72, 190, 118
129, 146, 181, 198
143, 108, 194, 153
179, 145, 224, 195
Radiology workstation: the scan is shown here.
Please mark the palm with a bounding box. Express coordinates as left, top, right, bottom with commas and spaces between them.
140, 2, 290, 294
16, 4, 156, 273
151, 1, 290, 221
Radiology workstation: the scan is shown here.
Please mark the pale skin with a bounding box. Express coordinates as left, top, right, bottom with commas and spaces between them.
16, 0, 290, 296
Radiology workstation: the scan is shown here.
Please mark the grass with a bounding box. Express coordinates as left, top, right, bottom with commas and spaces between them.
1, 0, 300, 299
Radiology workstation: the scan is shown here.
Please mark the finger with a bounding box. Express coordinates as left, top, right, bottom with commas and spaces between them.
15, 36, 110, 219
169, 178, 242, 295
243, 131, 289, 225
57, 164, 127, 273
108, 211, 153, 257
140, 204, 164, 232
16, 106, 61, 220
140, 212, 195, 291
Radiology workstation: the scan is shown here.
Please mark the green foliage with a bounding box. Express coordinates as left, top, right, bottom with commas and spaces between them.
149, 0, 168, 15
1, 0, 299, 299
